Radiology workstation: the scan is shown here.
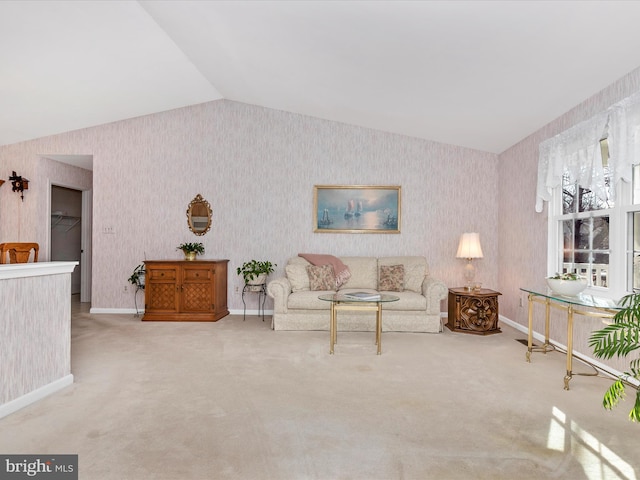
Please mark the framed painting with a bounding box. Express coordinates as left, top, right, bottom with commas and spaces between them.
313, 185, 401, 234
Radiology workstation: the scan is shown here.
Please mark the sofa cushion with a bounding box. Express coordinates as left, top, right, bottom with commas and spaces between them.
286, 263, 310, 292
288, 291, 333, 310
378, 257, 426, 293
381, 291, 427, 311
378, 264, 404, 292
307, 264, 335, 290
338, 257, 378, 290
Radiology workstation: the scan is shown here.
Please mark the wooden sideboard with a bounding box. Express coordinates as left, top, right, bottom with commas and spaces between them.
142, 260, 229, 322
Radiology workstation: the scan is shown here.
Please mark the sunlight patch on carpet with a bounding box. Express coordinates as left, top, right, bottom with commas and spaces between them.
547, 406, 636, 480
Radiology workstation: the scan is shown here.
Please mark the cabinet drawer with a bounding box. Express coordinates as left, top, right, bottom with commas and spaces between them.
183, 267, 212, 282
148, 268, 177, 281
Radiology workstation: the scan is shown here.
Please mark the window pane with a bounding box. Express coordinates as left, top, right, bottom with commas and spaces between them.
633, 212, 640, 290
562, 220, 574, 265
594, 217, 609, 249
591, 253, 609, 287
559, 216, 610, 287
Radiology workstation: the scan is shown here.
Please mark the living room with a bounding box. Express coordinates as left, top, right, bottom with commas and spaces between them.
1, 2, 640, 477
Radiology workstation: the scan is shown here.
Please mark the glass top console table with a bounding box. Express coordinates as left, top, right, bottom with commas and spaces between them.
520, 286, 621, 390
318, 293, 399, 355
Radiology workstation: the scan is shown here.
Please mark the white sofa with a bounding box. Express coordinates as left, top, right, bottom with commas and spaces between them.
267, 256, 447, 332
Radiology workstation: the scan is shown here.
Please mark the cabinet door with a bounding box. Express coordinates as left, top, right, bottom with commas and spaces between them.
181, 264, 213, 312
146, 265, 180, 313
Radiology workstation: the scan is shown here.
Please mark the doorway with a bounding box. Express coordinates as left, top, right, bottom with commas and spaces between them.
51, 186, 83, 295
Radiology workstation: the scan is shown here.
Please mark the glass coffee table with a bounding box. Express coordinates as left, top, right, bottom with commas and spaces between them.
318, 293, 399, 355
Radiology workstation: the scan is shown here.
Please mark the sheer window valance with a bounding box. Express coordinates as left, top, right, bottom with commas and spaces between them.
536, 91, 640, 213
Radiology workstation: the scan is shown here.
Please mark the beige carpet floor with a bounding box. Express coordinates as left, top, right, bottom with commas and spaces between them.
0, 300, 638, 480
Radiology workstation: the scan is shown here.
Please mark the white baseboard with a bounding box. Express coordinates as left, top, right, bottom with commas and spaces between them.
90, 308, 274, 316
229, 309, 273, 316
90, 307, 142, 314
0, 374, 74, 419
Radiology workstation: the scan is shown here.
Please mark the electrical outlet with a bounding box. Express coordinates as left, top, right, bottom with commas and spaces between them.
234, 286, 240, 293
124, 285, 128, 293
102, 226, 115, 235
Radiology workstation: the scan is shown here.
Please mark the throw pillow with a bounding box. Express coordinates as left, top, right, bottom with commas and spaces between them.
306, 264, 335, 291
378, 264, 404, 292
286, 263, 310, 292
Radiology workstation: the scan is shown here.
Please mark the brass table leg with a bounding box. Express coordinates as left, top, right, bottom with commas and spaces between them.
544, 298, 551, 353
376, 302, 382, 355
330, 301, 336, 354
564, 305, 574, 390
526, 293, 533, 362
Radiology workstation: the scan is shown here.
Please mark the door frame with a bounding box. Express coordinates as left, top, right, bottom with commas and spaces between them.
47, 181, 93, 303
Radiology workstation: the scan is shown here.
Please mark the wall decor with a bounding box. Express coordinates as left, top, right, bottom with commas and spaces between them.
314, 185, 401, 234
186, 194, 212, 236
9, 171, 28, 201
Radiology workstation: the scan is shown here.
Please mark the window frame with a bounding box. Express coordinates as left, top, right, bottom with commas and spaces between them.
546, 153, 636, 300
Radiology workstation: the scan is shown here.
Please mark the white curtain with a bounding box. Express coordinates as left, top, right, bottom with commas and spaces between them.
536, 91, 640, 213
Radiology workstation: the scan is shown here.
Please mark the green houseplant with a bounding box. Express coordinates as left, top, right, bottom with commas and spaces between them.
237, 260, 276, 284
177, 242, 204, 261
588, 292, 640, 422
128, 263, 146, 289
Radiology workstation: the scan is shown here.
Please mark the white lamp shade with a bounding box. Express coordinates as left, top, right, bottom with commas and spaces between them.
456, 232, 483, 259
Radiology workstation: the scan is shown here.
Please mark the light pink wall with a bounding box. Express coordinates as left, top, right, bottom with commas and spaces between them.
0, 100, 499, 311
0, 151, 92, 259
498, 66, 640, 371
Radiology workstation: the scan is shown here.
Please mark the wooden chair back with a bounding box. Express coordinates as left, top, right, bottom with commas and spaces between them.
0, 242, 39, 264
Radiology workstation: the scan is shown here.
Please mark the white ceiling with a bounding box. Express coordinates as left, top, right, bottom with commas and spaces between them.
3, 0, 640, 162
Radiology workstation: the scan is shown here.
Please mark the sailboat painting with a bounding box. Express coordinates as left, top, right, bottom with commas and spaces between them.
313, 185, 401, 234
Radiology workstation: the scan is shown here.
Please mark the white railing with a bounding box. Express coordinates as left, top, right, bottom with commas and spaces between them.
563, 263, 608, 287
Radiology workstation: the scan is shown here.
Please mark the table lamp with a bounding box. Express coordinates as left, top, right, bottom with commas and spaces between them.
456, 232, 483, 291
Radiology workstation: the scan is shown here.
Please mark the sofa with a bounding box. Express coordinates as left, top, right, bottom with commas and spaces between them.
267, 256, 447, 332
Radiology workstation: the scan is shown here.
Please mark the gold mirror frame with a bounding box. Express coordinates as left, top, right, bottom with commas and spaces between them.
186, 194, 212, 236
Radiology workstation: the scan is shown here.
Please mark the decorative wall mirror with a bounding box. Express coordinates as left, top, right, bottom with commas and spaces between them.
186, 194, 212, 236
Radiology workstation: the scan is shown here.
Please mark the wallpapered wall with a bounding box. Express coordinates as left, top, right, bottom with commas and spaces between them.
0, 152, 92, 257
499, 66, 640, 372
0, 100, 499, 313
3, 66, 640, 374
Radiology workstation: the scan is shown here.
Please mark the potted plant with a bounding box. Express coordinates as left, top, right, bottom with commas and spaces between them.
546, 272, 588, 296
128, 263, 146, 289
237, 260, 277, 286
588, 292, 640, 422
177, 242, 204, 261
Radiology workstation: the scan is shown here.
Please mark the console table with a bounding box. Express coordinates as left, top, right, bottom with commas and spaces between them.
520, 287, 621, 390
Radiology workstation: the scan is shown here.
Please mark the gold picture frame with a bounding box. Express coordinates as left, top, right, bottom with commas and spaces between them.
313, 185, 401, 234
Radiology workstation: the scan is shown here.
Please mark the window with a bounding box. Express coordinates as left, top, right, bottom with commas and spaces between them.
539, 92, 640, 298
549, 138, 640, 297
552, 139, 612, 288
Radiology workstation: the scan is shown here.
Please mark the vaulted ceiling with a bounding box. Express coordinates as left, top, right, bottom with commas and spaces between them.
3, 0, 640, 159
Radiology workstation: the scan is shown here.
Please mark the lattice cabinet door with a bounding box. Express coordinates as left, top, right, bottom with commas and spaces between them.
181, 264, 213, 312
145, 264, 180, 313
446, 287, 502, 335
142, 260, 229, 321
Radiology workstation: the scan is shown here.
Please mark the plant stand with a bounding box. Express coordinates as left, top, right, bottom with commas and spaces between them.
242, 283, 267, 321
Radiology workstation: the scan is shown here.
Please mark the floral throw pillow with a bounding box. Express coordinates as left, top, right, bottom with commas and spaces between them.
306, 264, 336, 291
378, 264, 404, 292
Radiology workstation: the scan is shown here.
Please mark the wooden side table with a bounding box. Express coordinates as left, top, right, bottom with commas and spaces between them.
447, 287, 501, 335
